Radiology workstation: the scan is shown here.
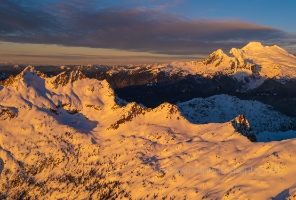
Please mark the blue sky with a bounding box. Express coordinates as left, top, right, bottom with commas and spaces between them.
177, 1, 296, 32
0, 0, 295, 65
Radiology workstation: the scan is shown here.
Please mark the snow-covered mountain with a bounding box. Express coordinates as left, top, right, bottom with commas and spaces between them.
1, 67, 296, 199
158, 42, 296, 91
177, 94, 296, 133
84, 42, 296, 91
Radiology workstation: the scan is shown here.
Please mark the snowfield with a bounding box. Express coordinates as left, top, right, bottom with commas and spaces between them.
1, 66, 296, 199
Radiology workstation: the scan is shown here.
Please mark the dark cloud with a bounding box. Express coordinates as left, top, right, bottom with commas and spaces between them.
0, 0, 295, 55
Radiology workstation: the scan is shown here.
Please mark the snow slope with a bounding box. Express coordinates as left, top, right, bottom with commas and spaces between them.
1, 67, 296, 199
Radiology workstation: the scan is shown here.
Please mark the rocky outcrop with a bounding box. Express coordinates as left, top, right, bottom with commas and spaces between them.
108, 103, 152, 130
232, 114, 257, 142
50, 70, 86, 89
0, 106, 17, 120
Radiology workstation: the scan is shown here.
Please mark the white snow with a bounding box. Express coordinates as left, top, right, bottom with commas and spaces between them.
1, 66, 296, 199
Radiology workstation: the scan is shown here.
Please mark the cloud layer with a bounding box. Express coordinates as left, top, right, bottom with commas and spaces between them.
0, 0, 294, 55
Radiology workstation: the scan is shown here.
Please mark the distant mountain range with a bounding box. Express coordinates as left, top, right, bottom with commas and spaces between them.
2, 42, 296, 116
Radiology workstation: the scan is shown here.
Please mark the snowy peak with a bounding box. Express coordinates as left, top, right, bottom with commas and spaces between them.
15, 65, 47, 79
202, 49, 229, 66
0, 66, 122, 122
2, 66, 47, 87
18, 65, 36, 74
236, 42, 296, 80
242, 41, 264, 50
242, 41, 289, 55
212, 49, 225, 57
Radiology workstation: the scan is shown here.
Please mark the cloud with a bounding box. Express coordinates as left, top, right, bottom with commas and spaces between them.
0, 0, 295, 55
0, 52, 202, 65
1, 53, 200, 60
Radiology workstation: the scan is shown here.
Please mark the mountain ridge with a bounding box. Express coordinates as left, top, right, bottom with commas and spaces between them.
2, 66, 296, 199
1, 65, 295, 140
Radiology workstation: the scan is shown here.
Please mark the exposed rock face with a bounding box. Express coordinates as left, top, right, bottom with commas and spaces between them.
232, 114, 257, 142
108, 102, 183, 130
108, 103, 151, 130
2, 75, 16, 87
0, 106, 17, 120
49, 70, 86, 89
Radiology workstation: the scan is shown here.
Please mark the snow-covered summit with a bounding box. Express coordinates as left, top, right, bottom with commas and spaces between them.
152, 42, 296, 91
242, 41, 264, 50
229, 42, 296, 82
200, 42, 296, 77
202, 48, 235, 67
241, 41, 288, 54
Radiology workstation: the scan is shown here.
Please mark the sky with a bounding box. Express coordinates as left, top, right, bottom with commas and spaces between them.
0, 0, 296, 65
